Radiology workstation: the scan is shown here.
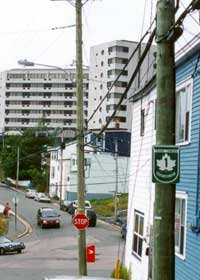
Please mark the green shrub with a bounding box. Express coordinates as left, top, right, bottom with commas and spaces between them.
0, 214, 9, 236
111, 265, 130, 280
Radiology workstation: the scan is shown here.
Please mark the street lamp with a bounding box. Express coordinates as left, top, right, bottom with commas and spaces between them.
51, 24, 76, 30
18, 59, 71, 76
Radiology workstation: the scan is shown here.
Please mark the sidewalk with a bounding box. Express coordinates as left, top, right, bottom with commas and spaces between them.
6, 212, 26, 239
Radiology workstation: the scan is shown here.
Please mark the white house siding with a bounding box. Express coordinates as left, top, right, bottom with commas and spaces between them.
68, 153, 129, 199
49, 142, 129, 200
125, 87, 156, 280
49, 144, 78, 199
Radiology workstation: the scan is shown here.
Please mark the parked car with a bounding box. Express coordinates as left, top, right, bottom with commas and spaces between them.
0, 236, 25, 255
25, 189, 37, 199
86, 209, 97, 227
35, 193, 51, 203
60, 200, 72, 212
68, 200, 92, 215
121, 223, 127, 239
37, 207, 60, 228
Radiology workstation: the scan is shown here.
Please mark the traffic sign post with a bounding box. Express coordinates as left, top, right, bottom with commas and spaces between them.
12, 196, 19, 232
86, 244, 95, 263
73, 213, 89, 230
152, 145, 180, 184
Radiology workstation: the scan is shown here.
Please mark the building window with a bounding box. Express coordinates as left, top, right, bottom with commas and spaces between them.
175, 193, 187, 258
132, 211, 144, 258
176, 79, 192, 144
51, 166, 55, 179
140, 109, 145, 136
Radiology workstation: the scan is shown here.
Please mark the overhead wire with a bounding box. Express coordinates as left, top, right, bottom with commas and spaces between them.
87, 21, 155, 124
98, 28, 156, 136
180, 0, 200, 26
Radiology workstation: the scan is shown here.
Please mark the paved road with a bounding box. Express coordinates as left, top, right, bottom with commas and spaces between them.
0, 185, 125, 280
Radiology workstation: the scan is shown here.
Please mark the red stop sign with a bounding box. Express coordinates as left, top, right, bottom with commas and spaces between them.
73, 213, 89, 230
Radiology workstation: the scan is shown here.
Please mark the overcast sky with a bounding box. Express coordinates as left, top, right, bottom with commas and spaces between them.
0, 0, 199, 71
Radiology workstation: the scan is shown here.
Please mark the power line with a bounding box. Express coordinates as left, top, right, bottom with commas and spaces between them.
98, 28, 156, 136
87, 23, 155, 124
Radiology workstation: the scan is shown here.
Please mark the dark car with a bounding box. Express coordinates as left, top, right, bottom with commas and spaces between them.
86, 209, 97, 227
0, 236, 25, 255
121, 223, 127, 239
37, 207, 60, 228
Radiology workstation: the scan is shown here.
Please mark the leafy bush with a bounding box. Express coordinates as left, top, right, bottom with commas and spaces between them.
111, 265, 130, 280
90, 194, 128, 217
0, 214, 9, 236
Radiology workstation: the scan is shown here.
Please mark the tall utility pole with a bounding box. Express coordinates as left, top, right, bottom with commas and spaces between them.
114, 138, 118, 221
60, 131, 65, 207
16, 146, 20, 189
76, 0, 87, 276
153, 1, 176, 280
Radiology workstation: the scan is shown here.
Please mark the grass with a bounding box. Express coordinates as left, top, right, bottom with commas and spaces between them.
90, 194, 128, 217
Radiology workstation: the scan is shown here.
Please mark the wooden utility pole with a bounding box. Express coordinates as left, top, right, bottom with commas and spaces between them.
76, 0, 87, 276
153, 1, 176, 280
114, 138, 119, 221
16, 146, 20, 189
59, 132, 65, 207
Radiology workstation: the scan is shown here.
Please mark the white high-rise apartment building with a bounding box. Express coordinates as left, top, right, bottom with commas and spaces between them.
0, 68, 89, 136
88, 40, 156, 132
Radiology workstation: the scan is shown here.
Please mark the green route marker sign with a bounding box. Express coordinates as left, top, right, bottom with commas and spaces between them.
152, 145, 180, 184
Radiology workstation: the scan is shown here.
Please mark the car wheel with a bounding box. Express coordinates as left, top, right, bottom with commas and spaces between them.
0, 248, 5, 255
17, 249, 22, 254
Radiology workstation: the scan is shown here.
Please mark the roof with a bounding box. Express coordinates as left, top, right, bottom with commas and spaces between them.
176, 42, 200, 68
129, 74, 156, 102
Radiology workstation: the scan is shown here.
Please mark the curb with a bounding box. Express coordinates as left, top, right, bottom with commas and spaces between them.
11, 211, 33, 240
97, 218, 121, 230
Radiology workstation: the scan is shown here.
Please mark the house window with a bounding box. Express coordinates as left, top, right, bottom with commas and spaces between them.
176, 80, 192, 144
132, 211, 144, 258
140, 109, 145, 136
51, 166, 55, 179
175, 194, 187, 258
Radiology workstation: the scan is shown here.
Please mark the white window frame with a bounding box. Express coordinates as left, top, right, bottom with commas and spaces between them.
175, 191, 187, 260
132, 210, 144, 259
176, 78, 193, 145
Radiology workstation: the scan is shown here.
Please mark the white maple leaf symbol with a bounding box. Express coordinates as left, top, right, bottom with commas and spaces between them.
157, 153, 176, 171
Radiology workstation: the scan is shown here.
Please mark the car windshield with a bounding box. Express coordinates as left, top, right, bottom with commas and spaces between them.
42, 210, 58, 217
0, 237, 10, 243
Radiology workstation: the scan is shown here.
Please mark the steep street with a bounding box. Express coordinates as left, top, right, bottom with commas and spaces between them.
0, 185, 124, 280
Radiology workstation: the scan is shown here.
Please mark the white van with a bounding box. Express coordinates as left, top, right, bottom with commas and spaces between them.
72, 200, 91, 209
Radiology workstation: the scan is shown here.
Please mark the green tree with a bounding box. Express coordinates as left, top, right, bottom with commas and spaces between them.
0, 128, 54, 191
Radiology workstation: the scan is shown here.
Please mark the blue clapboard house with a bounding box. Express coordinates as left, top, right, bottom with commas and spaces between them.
175, 42, 200, 279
